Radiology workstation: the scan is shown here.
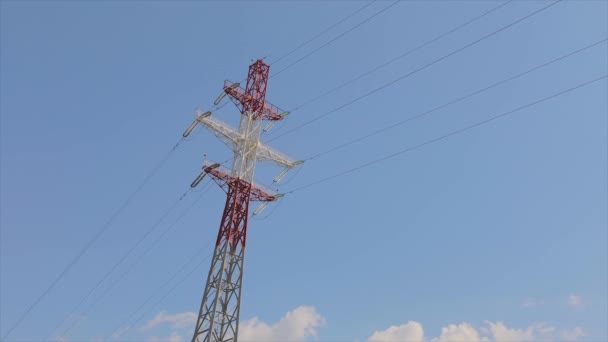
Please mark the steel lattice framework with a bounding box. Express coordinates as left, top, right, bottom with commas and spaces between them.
181, 59, 300, 342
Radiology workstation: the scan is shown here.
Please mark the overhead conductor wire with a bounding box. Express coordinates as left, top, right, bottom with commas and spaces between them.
48, 188, 191, 337
114, 3, 600, 338
3, 94, 228, 338
258, 39, 607, 220
111, 250, 213, 339
53, 182, 213, 338
4, 0, 383, 335
268, 0, 379, 65
266, 0, 512, 135
1, 136, 186, 339
108, 162, 249, 339
62, 163, 230, 337
109, 73, 608, 339
46, 2, 562, 337
110, 208, 259, 340
284, 75, 607, 195
225, 0, 532, 218
107, 244, 207, 339
288, 0, 513, 112
44, 102, 229, 338
100, 4, 410, 332
270, 0, 400, 78
304, 38, 608, 161
268, 0, 562, 143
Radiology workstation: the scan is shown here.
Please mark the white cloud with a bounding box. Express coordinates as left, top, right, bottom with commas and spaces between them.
239, 305, 325, 342
140, 306, 323, 342
521, 298, 544, 308
138, 307, 585, 342
567, 294, 585, 309
147, 332, 183, 342
368, 321, 424, 342
561, 327, 586, 341
486, 321, 554, 341
432, 322, 486, 342
141, 311, 197, 331
368, 320, 578, 342
111, 325, 131, 340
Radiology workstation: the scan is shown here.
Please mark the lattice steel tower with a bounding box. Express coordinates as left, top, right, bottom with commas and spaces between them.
181, 59, 300, 342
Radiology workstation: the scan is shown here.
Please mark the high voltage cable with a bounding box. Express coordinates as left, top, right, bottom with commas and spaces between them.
106, 74, 608, 339
3, 1, 354, 330
46, 105, 227, 337
49, 188, 191, 337
259, 39, 607, 220
54, 159, 231, 337
268, 0, 561, 142
51, 183, 212, 338
271, 0, 400, 78
77, 13, 417, 328
111, 247, 215, 339
284, 75, 607, 195
265, 1, 511, 136
85, 4, 597, 339
125, 254, 212, 337
1, 1, 568, 338
257, 39, 606, 218
288, 0, 513, 112
304, 38, 608, 161
107, 242, 205, 337
1, 138, 186, 340
268, 0, 378, 65
109, 210, 258, 339
3, 97, 228, 338
105, 1, 559, 336
105, 182, 215, 339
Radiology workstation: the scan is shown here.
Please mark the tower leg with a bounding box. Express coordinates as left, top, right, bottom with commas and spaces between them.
192, 181, 250, 342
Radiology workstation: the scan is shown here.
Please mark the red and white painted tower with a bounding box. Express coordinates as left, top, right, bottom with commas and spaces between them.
181, 60, 300, 342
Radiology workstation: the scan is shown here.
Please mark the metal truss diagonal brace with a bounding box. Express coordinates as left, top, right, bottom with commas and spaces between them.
194, 110, 301, 169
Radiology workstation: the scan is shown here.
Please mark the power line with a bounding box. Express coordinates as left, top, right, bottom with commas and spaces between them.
1, 137, 185, 340
63, 162, 230, 339
268, 0, 378, 65
288, 0, 513, 112
49, 184, 206, 339
285, 75, 607, 195
106, 75, 608, 338
110, 247, 215, 340
129, 254, 211, 335
268, 0, 562, 142
224, 1, 382, 89
110, 211, 262, 339
68, 183, 212, 338
270, 0, 400, 78
107, 245, 213, 339
305, 38, 608, 161
1, 91, 233, 338
11, 1, 579, 338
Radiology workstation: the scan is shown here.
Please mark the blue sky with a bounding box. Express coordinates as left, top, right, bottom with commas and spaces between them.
1, 0, 606, 341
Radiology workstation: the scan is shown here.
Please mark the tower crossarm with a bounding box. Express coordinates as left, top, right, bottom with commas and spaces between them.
223, 80, 286, 121
190, 60, 295, 342
193, 110, 300, 169
203, 161, 279, 202
255, 143, 301, 169
194, 109, 241, 149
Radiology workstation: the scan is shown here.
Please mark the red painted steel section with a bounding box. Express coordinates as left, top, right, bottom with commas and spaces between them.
211, 59, 272, 250
214, 179, 252, 250
244, 60, 269, 116
223, 60, 284, 120
205, 166, 278, 202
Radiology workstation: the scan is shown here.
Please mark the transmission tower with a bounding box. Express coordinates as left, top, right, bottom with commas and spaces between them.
181, 59, 300, 342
